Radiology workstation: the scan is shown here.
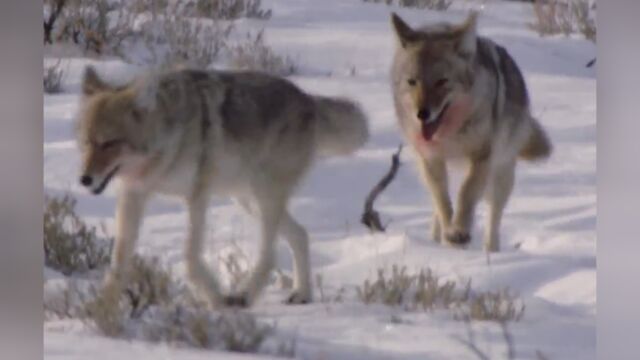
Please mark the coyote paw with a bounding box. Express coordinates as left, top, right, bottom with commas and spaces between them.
445, 230, 471, 246
285, 291, 311, 305
223, 294, 249, 308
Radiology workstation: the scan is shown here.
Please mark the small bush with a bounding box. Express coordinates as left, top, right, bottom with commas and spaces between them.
356, 265, 525, 322
193, 0, 272, 20
229, 31, 297, 76
157, 17, 233, 68
44, 194, 112, 275
45, 255, 286, 355
356, 265, 469, 310
44, 60, 66, 94
53, 0, 123, 54
455, 288, 525, 322
362, 0, 453, 11
531, 0, 596, 42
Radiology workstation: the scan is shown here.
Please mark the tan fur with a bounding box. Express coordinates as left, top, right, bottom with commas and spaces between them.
76, 66, 369, 307
519, 119, 553, 161
390, 13, 552, 252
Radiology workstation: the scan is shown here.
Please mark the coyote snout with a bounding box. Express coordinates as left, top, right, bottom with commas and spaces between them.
79, 143, 124, 194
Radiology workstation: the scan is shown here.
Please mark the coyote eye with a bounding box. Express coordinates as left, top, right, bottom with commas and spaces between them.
407, 78, 417, 86
434, 78, 449, 88
100, 139, 123, 149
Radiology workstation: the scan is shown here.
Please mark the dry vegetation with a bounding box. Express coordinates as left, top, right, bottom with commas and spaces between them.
229, 31, 298, 76
192, 0, 272, 20
43, 0, 295, 72
43, 193, 294, 355
362, 0, 453, 11
44, 60, 66, 94
531, 0, 596, 42
44, 194, 112, 275
356, 265, 525, 322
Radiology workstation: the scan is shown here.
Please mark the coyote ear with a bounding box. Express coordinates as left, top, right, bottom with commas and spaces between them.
453, 11, 479, 57
391, 13, 419, 48
82, 66, 112, 96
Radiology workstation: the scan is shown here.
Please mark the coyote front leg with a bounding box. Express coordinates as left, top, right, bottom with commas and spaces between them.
447, 158, 489, 245
484, 161, 515, 252
185, 194, 224, 307
418, 158, 452, 243
102, 187, 148, 298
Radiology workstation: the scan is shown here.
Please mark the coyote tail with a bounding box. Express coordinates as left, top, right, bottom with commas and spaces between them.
313, 96, 369, 157
519, 118, 552, 161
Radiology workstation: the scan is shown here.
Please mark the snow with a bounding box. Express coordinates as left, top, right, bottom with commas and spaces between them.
44, 0, 596, 359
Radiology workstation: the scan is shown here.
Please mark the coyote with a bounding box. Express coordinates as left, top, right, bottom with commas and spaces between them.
76, 66, 368, 306
390, 12, 551, 251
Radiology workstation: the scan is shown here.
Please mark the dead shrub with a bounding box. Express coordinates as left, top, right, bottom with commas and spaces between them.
531, 0, 596, 41
44, 193, 112, 275
45, 256, 285, 354
357, 265, 470, 310
455, 288, 525, 322
229, 31, 297, 76
44, 59, 66, 93
192, 0, 272, 20
157, 17, 232, 68
357, 265, 525, 322
53, 0, 124, 54
362, 0, 453, 11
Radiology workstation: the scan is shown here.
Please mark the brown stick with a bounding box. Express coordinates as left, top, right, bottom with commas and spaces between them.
44, 0, 67, 44
361, 144, 403, 232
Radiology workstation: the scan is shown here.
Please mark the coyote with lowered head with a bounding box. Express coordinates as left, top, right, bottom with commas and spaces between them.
390, 12, 552, 251
76, 66, 368, 306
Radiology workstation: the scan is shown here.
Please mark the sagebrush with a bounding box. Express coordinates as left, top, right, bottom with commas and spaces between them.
44, 193, 112, 275
356, 265, 525, 322
362, 0, 452, 11
43, 0, 285, 69
229, 31, 298, 76
531, 0, 596, 41
44, 60, 66, 93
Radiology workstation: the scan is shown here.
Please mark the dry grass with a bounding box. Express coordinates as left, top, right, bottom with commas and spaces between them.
43, 0, 294, 71
45, 254, 288, 354
531, 0, 596, 42
357, 265, 525, 322
192, 0, 272, 20
229, 30, 298, 76
362, 0, 453, 11
44, 59, 66, 93
455, 288, 525, 322
44, 194, 112, 275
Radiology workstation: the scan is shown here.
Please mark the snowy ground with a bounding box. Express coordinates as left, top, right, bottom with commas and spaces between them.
44, 0, 596, 359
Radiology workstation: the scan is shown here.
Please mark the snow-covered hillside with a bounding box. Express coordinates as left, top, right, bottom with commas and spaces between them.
44, 0, 596, 358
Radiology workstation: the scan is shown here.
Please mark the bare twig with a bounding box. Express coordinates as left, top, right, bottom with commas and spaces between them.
44, 0, 67, 44
361, 144, 403, 232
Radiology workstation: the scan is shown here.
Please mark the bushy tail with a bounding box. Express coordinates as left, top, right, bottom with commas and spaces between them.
519, 118, 552, 161
313, 96, 369, 157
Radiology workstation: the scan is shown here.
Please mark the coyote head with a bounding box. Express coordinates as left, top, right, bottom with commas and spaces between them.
75, 66, 156, 194
391, 12, 477, 140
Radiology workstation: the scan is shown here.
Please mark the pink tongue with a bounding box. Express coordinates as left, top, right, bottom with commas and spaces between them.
421, 120, 440, 141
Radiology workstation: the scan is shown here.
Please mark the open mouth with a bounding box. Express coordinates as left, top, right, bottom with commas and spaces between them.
92, 165, 120, 195
420, 102, 451, 141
